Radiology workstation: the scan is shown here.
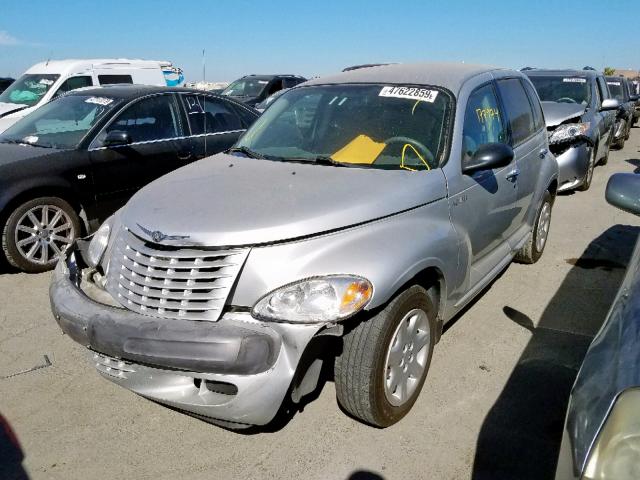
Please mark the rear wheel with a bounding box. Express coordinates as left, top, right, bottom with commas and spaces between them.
335, 285, 436, 427
2, 197, 80, 273
515, 190, 553, 264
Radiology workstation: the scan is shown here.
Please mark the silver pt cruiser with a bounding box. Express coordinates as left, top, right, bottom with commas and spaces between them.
50, 63, 558, 428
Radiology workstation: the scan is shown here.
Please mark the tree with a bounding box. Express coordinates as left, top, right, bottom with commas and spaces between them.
604, 67, 616, 76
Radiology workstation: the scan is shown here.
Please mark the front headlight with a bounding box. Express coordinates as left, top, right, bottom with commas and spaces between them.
583, 388, 640, 479
87, 218, 112, 268
548, 122, 591, 144
252, 275, 373, 323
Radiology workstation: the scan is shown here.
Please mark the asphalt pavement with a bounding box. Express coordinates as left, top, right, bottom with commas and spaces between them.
1, 130, 639, 480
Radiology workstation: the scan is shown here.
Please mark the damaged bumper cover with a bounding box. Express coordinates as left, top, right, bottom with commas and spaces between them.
549, 142, 590, 192
50, 242, 324, 426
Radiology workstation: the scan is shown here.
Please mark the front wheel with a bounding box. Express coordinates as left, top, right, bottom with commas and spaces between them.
577, 146, 596, 191
515, 190, 553, 264
335, 285, 436, 427
2, 197, 80, 273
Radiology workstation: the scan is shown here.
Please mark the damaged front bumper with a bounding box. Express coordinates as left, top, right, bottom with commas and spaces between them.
550, 142, 590, 192
50, 243, 325, 427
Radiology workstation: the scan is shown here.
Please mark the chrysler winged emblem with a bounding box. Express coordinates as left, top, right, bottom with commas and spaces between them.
137, 224, 190, 243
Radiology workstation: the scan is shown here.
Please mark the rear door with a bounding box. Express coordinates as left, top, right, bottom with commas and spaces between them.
595, 76, 614, 153
495, 77, 546, 239
88, 93, 190, 215
179, 93, 250, 159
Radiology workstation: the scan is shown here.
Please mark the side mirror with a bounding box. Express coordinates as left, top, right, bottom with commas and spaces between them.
103, 130, 131, 147
600, 99, 620, 111
629, 94, 639, 102
606, 173, 640, 215
463, 143, 514, 175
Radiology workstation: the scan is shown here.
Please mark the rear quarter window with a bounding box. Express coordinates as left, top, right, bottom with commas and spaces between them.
98, 74, 133, 85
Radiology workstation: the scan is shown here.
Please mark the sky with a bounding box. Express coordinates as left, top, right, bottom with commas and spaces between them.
1, 0, 639, 82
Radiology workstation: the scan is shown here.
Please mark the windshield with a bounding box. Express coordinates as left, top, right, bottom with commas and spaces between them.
236, 84, 451, 170
606, 80, 625, 102
222, 78, 270, 97
0, 94, 120, 149
0, 74, 60, 107
527, 75, 592, 105
256, 88, 288, 110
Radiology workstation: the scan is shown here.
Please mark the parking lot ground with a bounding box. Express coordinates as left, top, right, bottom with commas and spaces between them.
1, 131, 640, 480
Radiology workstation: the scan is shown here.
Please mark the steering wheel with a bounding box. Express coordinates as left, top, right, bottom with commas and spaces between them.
557, 97, 577, 104
382, 136, 435, 167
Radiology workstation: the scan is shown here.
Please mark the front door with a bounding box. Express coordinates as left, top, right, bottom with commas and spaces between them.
447, 82, 518, 286
88, 93, 190, 221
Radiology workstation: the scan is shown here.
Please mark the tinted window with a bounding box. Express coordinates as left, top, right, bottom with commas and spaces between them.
462, 83, 507, 165
282, 78, 299, 88
521, 79, 544, 131
98, 74, 133, 85
267, 80, 284, 96
181, 95, 243, 134
101, 95, 180, 143
54, 76, 93, 98
497, 78, 536, 145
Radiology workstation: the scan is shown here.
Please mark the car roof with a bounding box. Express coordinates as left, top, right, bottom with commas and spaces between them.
64, 84, 224, 101
237, 74, 306, 81
303, 62, 510, 94
524, 69, 600, 78
24, 59, 174, 76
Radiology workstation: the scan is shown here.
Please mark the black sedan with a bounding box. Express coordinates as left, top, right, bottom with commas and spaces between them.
0, 85, 259, 272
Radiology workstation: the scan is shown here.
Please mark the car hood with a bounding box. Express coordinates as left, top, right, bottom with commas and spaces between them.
0, 142, 61, 167
121, 153, 447, 246
541, 101, 587, 128
0, 102, 28, 118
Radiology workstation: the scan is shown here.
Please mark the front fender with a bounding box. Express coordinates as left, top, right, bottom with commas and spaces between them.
0, 176, 76, 215
228, 199, 459, 312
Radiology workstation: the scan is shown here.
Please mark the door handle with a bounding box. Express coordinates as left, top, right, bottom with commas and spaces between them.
539, 148, 548, 159
506, 168, 520, 182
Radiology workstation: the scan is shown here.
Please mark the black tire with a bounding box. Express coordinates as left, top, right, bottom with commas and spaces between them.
577, 146, 596, 191
335, 285, 437, 427
515, 190, 553, 264
2, 197, 80, 273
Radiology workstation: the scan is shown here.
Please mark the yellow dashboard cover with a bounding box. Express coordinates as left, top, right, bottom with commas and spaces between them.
331, 135, 386, 165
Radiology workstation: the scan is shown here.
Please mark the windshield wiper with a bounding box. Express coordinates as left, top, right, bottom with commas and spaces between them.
309, 155, 345, 166
226, 146, 265, 159
0, 138, 44, 147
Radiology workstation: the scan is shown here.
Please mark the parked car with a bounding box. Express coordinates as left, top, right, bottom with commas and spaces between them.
221, 74, 306, 107
254, 87, 289, 113
524, 69, 619, 192
50, 62, 558, 429
606, 76, 637, 149
0, 85, 258, 272
0, 77, 14, 94
0, 59, 184, 133
555, 173, 640, 480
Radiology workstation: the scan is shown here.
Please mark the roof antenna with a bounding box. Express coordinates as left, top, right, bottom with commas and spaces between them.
202, 48, 206, 82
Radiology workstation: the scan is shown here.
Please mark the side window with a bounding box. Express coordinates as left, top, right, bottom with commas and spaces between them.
496, 78, 536, 146
596, 77, 610, 101
267, 80, 283, 96
521, 79, 545, 132
98, 74, 133, 85
101, 95, 180, 144
181, 94, 243, 135
282, 78, 298, 89
462, 84, 507, 165
53, 76, 93, 98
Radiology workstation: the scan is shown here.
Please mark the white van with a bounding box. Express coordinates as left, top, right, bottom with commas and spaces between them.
0, 58, 184, 132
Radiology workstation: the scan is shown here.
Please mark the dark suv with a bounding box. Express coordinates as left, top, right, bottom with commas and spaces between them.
221, 74, 306, 107
606, 76, 638, 149
524, 69, 619, 192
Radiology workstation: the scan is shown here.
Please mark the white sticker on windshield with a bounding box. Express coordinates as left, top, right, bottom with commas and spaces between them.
379, 86, 439, 103
563, 78, 586, 83
39, 79, 54, 85
23, 136, 38, 144
258, 80, 268, 84
85, 97, 113, 106
607, 81, 621, 86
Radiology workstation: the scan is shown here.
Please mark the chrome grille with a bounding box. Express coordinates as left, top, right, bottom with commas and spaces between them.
106, 228, 248, 321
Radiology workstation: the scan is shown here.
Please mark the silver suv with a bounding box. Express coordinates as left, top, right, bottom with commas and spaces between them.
50, 63, 558, 428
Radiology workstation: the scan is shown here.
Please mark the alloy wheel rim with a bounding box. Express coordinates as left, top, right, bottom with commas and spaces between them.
536, 202, 551, 252
383, 308, 430, 407
14, 205, 75, 265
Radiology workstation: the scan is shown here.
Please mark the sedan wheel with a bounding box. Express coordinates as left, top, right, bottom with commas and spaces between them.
2, 197, 80, 273
578, 146, 596, 191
